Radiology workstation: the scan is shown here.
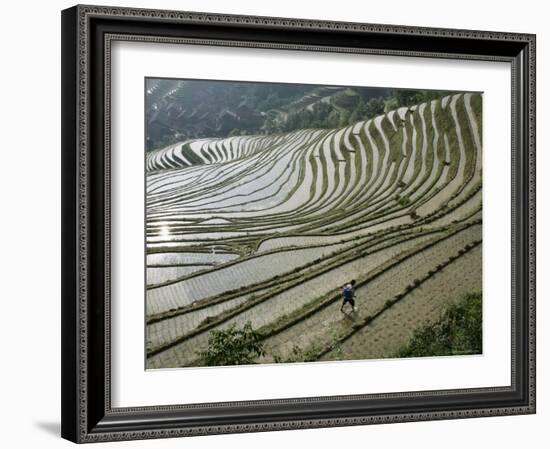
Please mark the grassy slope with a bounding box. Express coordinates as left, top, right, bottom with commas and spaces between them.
395, 292, 482, 357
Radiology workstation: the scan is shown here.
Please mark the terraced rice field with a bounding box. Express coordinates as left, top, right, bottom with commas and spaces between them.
145, 92, 483, 368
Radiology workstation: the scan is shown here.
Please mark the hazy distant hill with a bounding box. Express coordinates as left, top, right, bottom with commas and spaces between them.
145, 79, 454, 152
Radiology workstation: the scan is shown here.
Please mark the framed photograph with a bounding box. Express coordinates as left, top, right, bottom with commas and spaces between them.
61, 4, 536, 443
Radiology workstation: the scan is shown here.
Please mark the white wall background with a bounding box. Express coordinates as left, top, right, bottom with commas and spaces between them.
0, 0, 546, 447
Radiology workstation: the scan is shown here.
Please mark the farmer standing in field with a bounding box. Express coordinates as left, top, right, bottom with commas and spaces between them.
340, 279, 357, 313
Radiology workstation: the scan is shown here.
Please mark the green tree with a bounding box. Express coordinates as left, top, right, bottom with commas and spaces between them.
327, 110, 340, 128
365, 97, 385, 118
349, 97, 368, 124
384, 97, 399, 113
339, 109, 351, 127
198, 321, 265, 366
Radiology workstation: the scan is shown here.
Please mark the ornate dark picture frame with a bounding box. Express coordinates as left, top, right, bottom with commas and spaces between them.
61, 4, 536, 443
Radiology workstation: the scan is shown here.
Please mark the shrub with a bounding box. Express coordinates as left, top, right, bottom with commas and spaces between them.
198, 321, 265, 366
397, 293, 482, 358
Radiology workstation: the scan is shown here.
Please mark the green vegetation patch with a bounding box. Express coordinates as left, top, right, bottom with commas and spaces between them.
197, 321, 265, 366
396, 292, 482, 358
